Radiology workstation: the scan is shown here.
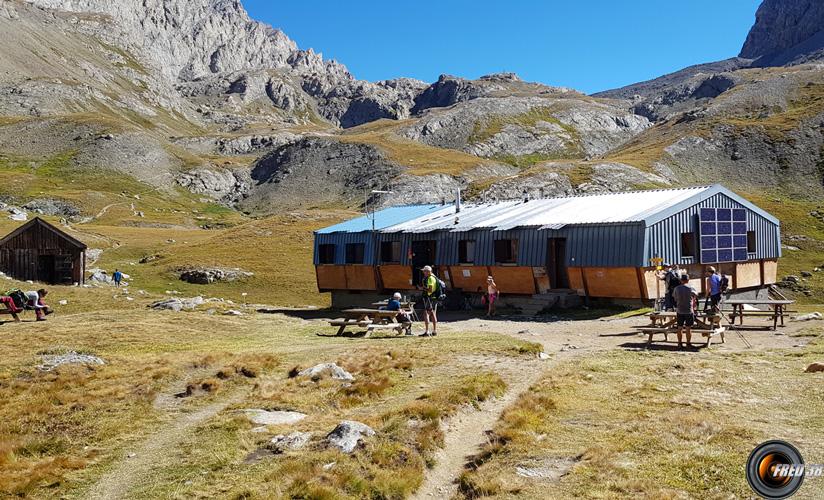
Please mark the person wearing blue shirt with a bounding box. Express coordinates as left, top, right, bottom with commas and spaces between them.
113, 269, 123, 288
385, 292, 411, 327
706, 267, 723, 312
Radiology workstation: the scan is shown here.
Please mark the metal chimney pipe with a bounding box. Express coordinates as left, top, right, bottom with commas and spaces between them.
455, 189, 462, 213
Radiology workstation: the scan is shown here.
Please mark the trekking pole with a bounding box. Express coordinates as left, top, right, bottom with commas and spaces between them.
718, 295, 752, 349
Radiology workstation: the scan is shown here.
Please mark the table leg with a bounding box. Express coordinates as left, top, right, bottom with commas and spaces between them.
336, 324, 346, 336
780, 305, 785, 327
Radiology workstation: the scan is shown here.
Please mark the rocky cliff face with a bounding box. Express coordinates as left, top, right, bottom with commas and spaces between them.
740, 0, 824, 66
3, 0, 824, 215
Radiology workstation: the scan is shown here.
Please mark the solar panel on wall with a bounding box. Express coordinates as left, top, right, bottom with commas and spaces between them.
699, 207, 748, 263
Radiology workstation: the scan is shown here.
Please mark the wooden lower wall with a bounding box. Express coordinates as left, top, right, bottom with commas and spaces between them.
318, 259, 782, 298
317, 265, 377, 291
378, 265, 414, 290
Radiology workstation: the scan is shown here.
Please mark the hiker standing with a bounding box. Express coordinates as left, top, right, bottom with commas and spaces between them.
705, 266, 723, 312
663, 264, 681, 311
486, 276, 499, 317
25, 289, 51, 322
113, 269, 123, 288
672, 275, 697, 349
420, 265, 438, 337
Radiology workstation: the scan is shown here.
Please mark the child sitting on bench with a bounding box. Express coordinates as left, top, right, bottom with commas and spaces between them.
25, 289, 52, 321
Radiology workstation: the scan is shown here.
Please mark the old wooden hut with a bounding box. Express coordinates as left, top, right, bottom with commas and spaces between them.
313, 185, 781, 308
0, 217, 87, 285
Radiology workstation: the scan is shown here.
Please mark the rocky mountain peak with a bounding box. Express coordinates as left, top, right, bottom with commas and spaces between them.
26, 0, 351, 84
740, 0, 824, 66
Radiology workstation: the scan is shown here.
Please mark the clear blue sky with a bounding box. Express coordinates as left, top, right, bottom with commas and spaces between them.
243, 0, 762, 94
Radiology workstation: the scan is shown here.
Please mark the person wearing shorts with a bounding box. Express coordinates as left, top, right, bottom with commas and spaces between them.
421, 266, 438, 336
486, 276, 499, 317
672, 274, 697, 349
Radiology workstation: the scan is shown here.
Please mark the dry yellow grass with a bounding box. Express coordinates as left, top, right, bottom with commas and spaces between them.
338, 119, 489, 176
0, 290, 540, 498
457, 330, 824, 499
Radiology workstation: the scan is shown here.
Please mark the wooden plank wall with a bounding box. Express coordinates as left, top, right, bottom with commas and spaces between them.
318, 259, 783, 297
568, 267, 585, 295
735, 262, 762, 288
489, 266, 536, 295
449, 266, 490, 292
378, 265, 414, 290
762, 259, 778, 284
316, 265, 347, 290
582, 267, 642, 299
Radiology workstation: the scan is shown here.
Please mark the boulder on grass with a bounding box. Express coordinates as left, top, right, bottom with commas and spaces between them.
298, 363, 354, 381
243, 409, 307, 426
267, 431, 312, 453
326, 420, 375, 453
149, 296, 204, 312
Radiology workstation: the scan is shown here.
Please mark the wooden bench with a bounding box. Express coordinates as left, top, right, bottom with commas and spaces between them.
330, 309, 411, 337
637, 325, 726, 348
366, 322, 412, 337
0, 308, 20, 322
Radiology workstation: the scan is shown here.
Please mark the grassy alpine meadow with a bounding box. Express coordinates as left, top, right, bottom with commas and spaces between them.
456, 327, 824, 499
0, 279, 543, 498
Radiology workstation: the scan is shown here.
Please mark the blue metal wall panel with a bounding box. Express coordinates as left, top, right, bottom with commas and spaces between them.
313, 193, 778, 270
645, 192, 780, 265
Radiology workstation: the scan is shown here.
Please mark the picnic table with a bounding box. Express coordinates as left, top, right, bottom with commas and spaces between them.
637, 311, 726, 348
0, 299, 20, 322
330, 308, 411, 337
371, 300, 418, 321
723, 299, 796, 330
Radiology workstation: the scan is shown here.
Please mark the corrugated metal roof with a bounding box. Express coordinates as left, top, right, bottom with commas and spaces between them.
382, 186, 714, 233
315, 204, 444, 234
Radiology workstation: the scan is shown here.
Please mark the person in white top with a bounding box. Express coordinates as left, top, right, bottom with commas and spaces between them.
486, 276, 499, 317
25, 289, 51, 321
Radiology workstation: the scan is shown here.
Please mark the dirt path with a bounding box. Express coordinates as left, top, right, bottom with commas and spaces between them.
412, 356, 549, 499
85, 390, 246, 500
412, 314, 811, 498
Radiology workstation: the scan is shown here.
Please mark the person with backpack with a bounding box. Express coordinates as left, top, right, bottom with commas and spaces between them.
705, 267, 724, 312
661, 264, 680, 311
420, 265, 440, 337
25, 289, 52, 321
113, 269, 123, 288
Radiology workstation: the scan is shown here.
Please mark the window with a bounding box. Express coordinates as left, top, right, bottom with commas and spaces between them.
380, 241, 402, 263
345, 243, 365, 264
458, 240, 475, 264
318, 244, 336, 264
681, 232, 696, 258
494, 239, 518, 264
747, 231, 756, 253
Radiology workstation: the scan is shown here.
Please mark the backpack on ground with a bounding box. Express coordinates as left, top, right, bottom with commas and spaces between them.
6, 289, 28, 309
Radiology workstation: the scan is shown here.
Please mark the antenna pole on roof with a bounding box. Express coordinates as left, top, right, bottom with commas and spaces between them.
523, 189, 529, 203
455, 188, 461, 213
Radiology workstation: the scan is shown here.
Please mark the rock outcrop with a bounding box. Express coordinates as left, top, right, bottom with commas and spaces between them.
326, 421, 375, 453
241, 137, 402, 210
402, 96, 650, 158
741, 0, 824, 66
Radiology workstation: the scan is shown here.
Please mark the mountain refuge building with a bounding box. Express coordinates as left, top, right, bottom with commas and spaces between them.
0, 217, 87, 285
313, 185, 781, 308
